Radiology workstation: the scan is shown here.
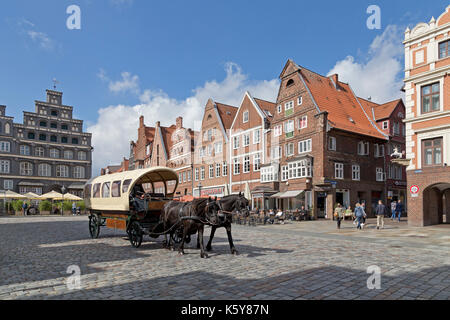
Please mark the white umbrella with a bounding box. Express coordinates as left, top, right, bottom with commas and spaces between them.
39, 191, 64, 200
24, 192, 42, 200
244, 182, 251, 201
3, 190, 27, 199
63, 193, 83, 201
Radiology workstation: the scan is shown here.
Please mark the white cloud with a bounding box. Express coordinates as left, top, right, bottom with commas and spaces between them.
88, 62, 279, 174
27, 30, 54, 51
327, 25, 405, 103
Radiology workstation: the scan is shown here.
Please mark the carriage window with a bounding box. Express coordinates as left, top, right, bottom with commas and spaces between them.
102, 182, 111, 198
93, 183, 101, 198
122, 179, 132, 193
84, 184, 92, 198
112, 181, 121, 197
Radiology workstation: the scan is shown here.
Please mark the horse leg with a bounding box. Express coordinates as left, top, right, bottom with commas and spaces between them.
226, 224, 238, 255
178, 225, 188, 255
206, 226, 217, 252
196, 233, 201, 249
198, 225, 208, 259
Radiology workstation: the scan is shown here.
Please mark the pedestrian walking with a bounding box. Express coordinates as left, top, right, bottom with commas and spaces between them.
360, 203, 367, 229
354, 203, 365, 230
334, 203, 345, 229
396, 199, 404, 222
375, 200, 387, 230
391, 201, 397, 220
22, 202, 28, 216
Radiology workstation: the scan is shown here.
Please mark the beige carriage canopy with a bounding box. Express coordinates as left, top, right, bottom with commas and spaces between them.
85, 167, 179, 212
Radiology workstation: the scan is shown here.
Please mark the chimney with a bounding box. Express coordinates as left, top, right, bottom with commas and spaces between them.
139, 115, 144, 128
156, 121, 161, 128
330, 74, 338, 85
176, 117, 183, 129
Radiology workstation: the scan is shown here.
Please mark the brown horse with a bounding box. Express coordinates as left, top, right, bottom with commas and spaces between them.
161, 198, 221, 258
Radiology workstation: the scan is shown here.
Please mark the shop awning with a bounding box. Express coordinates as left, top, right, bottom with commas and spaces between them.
271, 190, 304, 199
18, 182, 44, 187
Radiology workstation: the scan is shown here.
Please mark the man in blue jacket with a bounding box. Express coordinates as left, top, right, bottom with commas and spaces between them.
395, 199, 404, 222
375, 200, 387, 230
354, 203, 366, 230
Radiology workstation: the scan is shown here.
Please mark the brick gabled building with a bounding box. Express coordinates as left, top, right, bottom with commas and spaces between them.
229, 92, 277, 209
261, 60, 395, 218
129, 116, 156, 170
402, 5, 450, 226
193, 99, 238, 198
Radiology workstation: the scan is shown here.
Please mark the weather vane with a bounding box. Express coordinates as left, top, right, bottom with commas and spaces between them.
52, 78, 60, 90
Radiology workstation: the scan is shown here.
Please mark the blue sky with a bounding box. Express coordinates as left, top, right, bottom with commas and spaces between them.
0, 0, 448, 172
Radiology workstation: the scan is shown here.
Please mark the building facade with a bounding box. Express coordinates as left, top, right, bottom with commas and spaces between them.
403, 6, 450, 226
0, 89, 92, 197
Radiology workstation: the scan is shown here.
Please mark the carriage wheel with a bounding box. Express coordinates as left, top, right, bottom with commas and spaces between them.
89, 214, 101, 239
128, 221, 143, 248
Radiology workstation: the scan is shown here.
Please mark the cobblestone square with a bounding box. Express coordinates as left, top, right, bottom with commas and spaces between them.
0, 216, 448, 300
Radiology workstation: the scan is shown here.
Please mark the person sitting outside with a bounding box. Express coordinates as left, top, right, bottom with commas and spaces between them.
132, 184, 147, 213
276, 209, 285, 225
299, 206, 308, 221
265, 209, 275, 225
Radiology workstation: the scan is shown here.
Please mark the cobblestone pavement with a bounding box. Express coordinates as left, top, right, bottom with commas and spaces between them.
0, 216, 448, 300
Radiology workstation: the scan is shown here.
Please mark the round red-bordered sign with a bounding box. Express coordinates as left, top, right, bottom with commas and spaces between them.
410, 185, 419, 194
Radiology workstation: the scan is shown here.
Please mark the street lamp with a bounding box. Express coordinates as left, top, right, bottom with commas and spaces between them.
198, 183, 202, 198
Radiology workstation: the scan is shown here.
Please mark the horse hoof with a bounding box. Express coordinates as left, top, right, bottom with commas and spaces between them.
206, 246, 212, 252
232, 250, 239, 256
178, 252, 184, 256
201, 253, 208, 259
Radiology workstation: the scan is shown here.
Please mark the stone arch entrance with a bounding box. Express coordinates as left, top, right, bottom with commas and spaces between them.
423, 183, 450, 225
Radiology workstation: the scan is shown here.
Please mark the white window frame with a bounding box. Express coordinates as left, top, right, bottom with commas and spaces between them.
222, 161, 228, 177
209, 165, 214, 179
20, 145, 31, 156
274, 125, 282, 137
0, 141, 11, 152
285, 143, 295, 157
38, 163, 51, 177
328, 137, 336, 151
216, 163, 221, 177
233, 158, 240, 175
243, 111, 249, 123
272, 146, 282, 160
243, 133, 250, 147
352, 165, 360, 181
298, 116, 308, 129
195, 168, 199, 181
0, 160, 10, 174
74, 166, 85, 179
243, 156, 250, 173
382, 121, 389, 130
233, 136, 240, 150
3, 180, 13, 190
297, 96, 303, 106
200, 167, 205, 180
298, 139, 312, 154
56, 165, 69, 178
335, 163, 344, 180
50, 149, 59, 159
20, 162, 33, 176
214, 142, 222, 154
277, 105, 282, 114
253, 129, 261, 144
284, 120, 294, 134
78, 151, 87, 161
285, 101, 294, 111
376, 168, 385, 182
281, 165, 289, 182
253, 153, 261, 172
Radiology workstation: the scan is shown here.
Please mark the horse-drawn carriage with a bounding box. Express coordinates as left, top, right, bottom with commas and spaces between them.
85, 167, 182, 248
84, 167, 249, 257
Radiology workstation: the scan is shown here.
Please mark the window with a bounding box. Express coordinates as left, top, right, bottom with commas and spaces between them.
422, 137, 443, 167
20, 145, 31, 156
439, 40, 449, 59
375, 144, 385, 157
233, 158, 240, 175
254, 153, 261, 171
122, 180, 132, 194
285, 143, 295, 157
352, 165, 360, 181
243, 111, 249, 123
112, 181, 121, 197
298, 139, 312, 154
358, 142, 369, 155
393, 122, 400, 136
214, 142, 222, 154
28, 132, 35, 140
74, 166, 85, 179
50, 123, 57, 129
61, 137, 68, 144
102, 182, 111, 198
39, 134, 47, 141
50, 149, 60, 158
222, 161, 228, 176
328, 137, 336, 151
281, 165, 289, 181
243, 133, 250, 147
209, 165, 214, 179
56, 165, 69, 178
382, 121, 389, 130
233, 136, 240, 149
20, 162, 33, 176
285, 101, 294, 116
51, 110, 58, 117
201, 167, 205, 180
183, 172, 186, 183
72, 138, 79, 145
286, 79, 294, 87
38, 164, 51, 177
376, 168, 385, 182
272, 146, 282, 160
335, 163, 344, 179
243, 156, 250, 173
284, 120, 294, 137
288, 159, 312, 179
298, 116, 308, 129
93, 183, 101, 198
0, 160, 10, 174
261, 166, 278, 183
207, 144, 213, 156
216, 163, 221, 177
253, 129, 261, 144
277, 105, 282, 114
421, 83, 440, 114
188, 170, 192, 182
50, 135, 57, 143
4, 180, 13, 190
78, 151, 87, 161
61, 124, 69, 130
4, 123, 10, 134
0, 141, 10, 152
195, 168, 199, 181
33, 147, 44, 157
297, 96, 303, 106
40, 121, 47, 127
274, 125, 282, 137
64, 150, 74, 160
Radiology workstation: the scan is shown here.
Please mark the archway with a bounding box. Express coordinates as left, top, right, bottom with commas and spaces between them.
423, 183, 450, 225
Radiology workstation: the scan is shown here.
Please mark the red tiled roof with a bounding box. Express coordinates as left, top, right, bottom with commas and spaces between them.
216, 102, 238, 129
373, 99, 402, 120
254, 98, 277, 118
299, 66, 387, 140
